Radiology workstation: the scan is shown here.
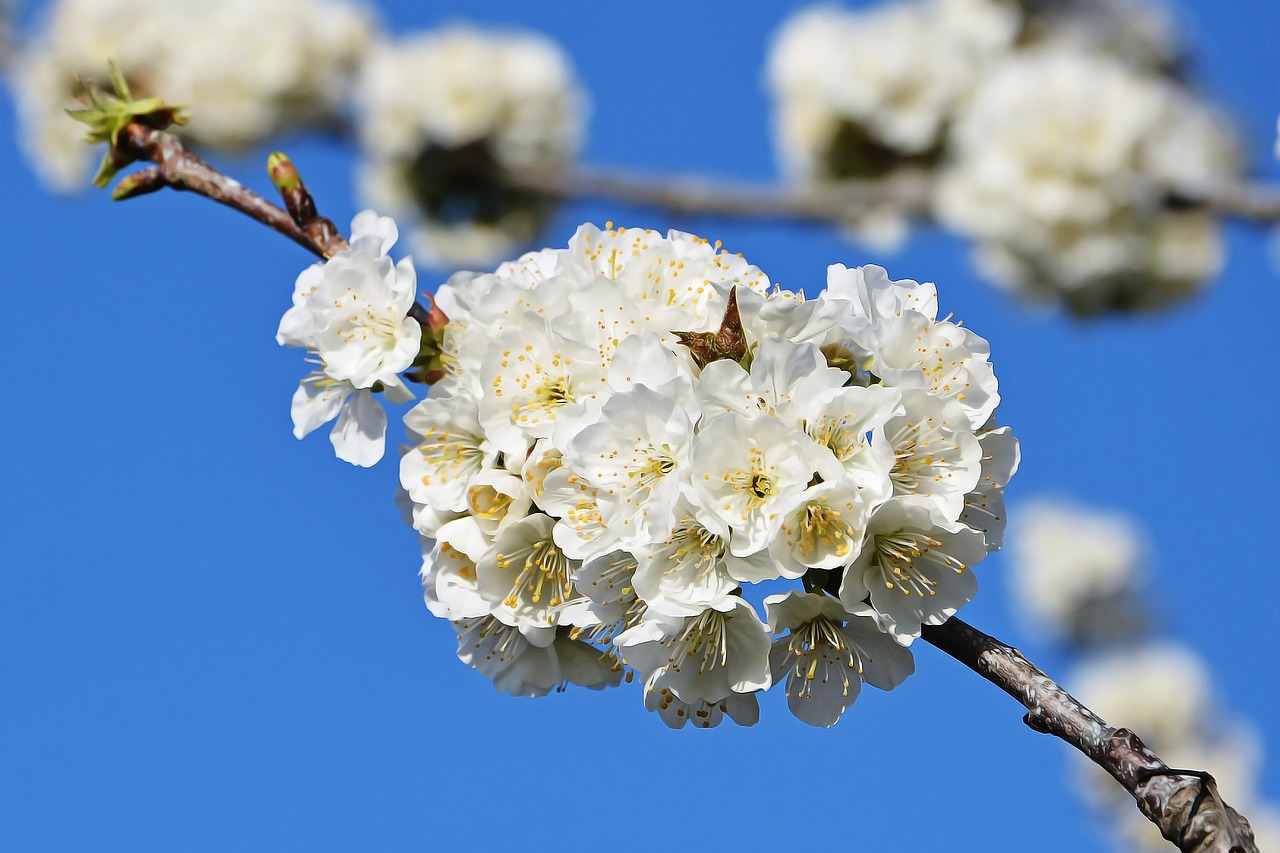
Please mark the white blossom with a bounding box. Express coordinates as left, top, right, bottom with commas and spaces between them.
476, 513, 579, 634
696, 338, 848, 427
563, 551, 645, 644
289, 370, 410, 468
563, 384, 694, 548
14, 0, 373, 190
420, 536, 488, 622
642, 674, 761, 730
400, 395, 497, 519
278, 211, 420, 467
631, 498, 768, 618
765, 591, 914, 727
455, 617, 620, 698
686, 412, 834, 560
795, 383, 901, 507
615, 597, 772, 705
958, 422, 1020, 550
882, 389, 982, 519
841, 499, 987, 643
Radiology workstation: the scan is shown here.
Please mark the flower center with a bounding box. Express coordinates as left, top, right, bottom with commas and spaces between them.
663, 609, 732, 676
727, 462, 776, 510
535, 376, 573, 407
666, 520, 728, 581
498, 536, 574, 609
417, 426, 485, 486
795, 502, 857, 559
467, 484, 514, 522
629, 443, 677, 487
570, 554, 645, 646
784, 616, 856, 699
809, 416, 864, 463
872, 531, 966, 597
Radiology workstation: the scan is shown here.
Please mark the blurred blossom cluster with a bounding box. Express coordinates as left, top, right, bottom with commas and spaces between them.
354, 26, 585, 269
384, 221, 1018, 727
12, 0, 374, 190
935, 47, 1236, 314
767, 0, 1020, 247
767, 0, 1241, 314
1008, 502, 1278, 850
1009, 499, 1147, 646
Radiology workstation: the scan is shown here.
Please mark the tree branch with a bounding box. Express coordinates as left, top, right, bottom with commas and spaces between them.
509, 164, 1280, 227
111, 123, 436, 328
921, 618, 1258, 853
506, 164, 933, 224
1201, 183, 1280, 223
115, 123, 346, 259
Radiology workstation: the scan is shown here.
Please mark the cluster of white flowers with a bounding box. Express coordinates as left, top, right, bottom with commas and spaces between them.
397, 221, 1018, 727
767, 0, 1016, 173
936, 47, 1238, 314
767, 0, 1239, 313
1008, 499, 1146, 645
1071, 644, 1278, 851
11, 0, 374, 191
276, 212, 421, 467
355, 26, 584, 268
766, 0, 1018, 246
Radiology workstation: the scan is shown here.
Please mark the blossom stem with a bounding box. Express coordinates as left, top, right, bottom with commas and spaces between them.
921, 617, 1257, 853
507, 164, 1280, 226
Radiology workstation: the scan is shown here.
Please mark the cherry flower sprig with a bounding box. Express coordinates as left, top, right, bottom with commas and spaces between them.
80, 104, 1259, 850
70, 75, 447, 463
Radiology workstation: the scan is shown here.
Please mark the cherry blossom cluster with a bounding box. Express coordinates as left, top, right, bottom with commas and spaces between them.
12, 0, 374, 190
355, 26, 584, 267
767, 0, 1240, 313
393, 222, 1019, 727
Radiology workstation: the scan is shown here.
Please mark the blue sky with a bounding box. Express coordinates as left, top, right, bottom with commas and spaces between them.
2, 1, 1278, 850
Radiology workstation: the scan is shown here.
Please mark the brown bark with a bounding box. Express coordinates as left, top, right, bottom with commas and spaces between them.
922, 618, 1257, 852
115, 123, 346, 259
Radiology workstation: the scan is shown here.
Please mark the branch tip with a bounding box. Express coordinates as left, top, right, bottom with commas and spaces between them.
110, 166, 166, 201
